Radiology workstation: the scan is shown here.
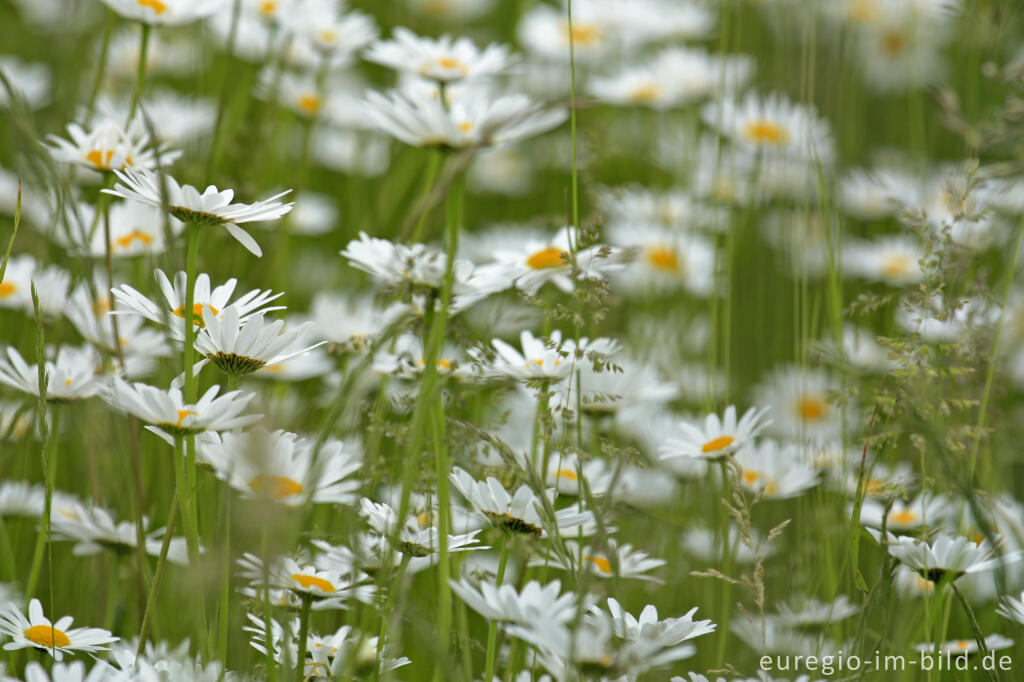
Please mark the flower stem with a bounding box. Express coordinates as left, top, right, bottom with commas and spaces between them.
127, 23, 151, 124
137, 490, 179, 655
952, 581, 998, 682
25, 405, 59, 604
482, 538, 511, 682
294, 595, 312, 682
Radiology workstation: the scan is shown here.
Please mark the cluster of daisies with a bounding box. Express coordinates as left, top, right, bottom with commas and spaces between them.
2, 0, 1024, 680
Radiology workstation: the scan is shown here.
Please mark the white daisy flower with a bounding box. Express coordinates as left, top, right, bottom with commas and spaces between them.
51, 499, 190, 565
194, 307, 324, 377
62, 200, 184, 259
364, 82, 567, 150
104, 377, 261, 442
489, 225, 617, 296
530, 538, 666, 582
450, 466, 598, 538
0, 254, 36, 311
858, 494, 946, 530
774, 595, 860, 627
310, 293, 410, 353
0, 599, 118, 660
590, 48, 752, 110
197, 428, 361, 506
477, 330, 574, 383
838, 165, 920, 220
97, 0, 228, 25
0, 346, 104, 402
842, 235, 925, 286
607, 223, 715, 297
733, 439, 820, 500
63, 285, 171, 368
449, 578, 580, 625
242, 554, 364, 603
365, 27, 512, 82
997, 591, 1024, 625
753, 366, 845, 441
0, 56, 51, 109
359, 498, 485, 558
660, 405, 770, 461
914, 634, 1014, 657
703, 91, 835, 165
280, 0, 378, 56
872, 530, 1022, 582
103, 167, 294, 257
112, 269, 283, 338
47, 119, 180, 173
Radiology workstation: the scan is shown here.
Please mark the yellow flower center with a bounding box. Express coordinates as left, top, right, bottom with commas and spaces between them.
456, 120, 475, 133
629, 83, 661, 103
555, 468, 578, 481
290, 573, 335, 593
954, 640, 972, 651
797, 396, 828, 422
317, 29, 337, 44
175, 409, 196, 427
881, 251, 912, 279
646, 245, 680, 272
702, 435, 735, 454
297, 94, 322, 116
890, 509, 918, 525
566, 23, 601, 46
848, 0, 878, 22
743, 120, 790, 145
172, 302, 219, 327
584, 555, 612, 574
114, 229, 154, 251
85, 149, 116, 169
0, 281, 16, 299
64, 378, 72, 387
259, 1, 277, 15
526, 247, 569, 270
24, 625, 70, 649
882, 30, 906, 56
136, 0, 168, 14
249, 475, 304, 499
436, 56, 468, 74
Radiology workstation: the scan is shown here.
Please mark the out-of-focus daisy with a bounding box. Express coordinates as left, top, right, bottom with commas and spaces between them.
281, 0, 378, 57
0, 599, 118, 660
606, 224, 715, 297
450, 466, 598, 538
914, 634, 1014, 657
241, 554, 364, 605
364, 82, 567, 150
896, 296, 999, 343
0, 254, 36, 311
753, 366, 844, 441
112, 269, 283, 338
859, 494, 946, 530
660, 405, 770, 462
310, 293, 409, 353
103, 167, 294, 257
373, 333, 475, 382
365, 28, 512, 82
774, 595, 859, 627
0, 346, 104, 402
98, 0, 228, 25
997, 591, 1024, 625
590, 48, 752, 110
733, 440, 820, 500
63, 200, 183, 259
198, 428, 361, 506
703, 91, 835, 165
838, 165, 919, 220
104, 377, 261, 443
51, 499, 190, 565
477, 330, 618, 384
531, 539, 665, 581
48, 119, 180, 173
193, 307, 324, 378
682, 524, 774, 565
842, 235, 925, 286
0, 56, 51, 109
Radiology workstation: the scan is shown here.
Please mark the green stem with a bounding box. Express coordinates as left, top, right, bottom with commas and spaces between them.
482, 538, 511, 682
952, 581, 998, 682
137, 491, 179, 655
127, 23, 151, 124
294, 595, 312, 682
25, 406, 59, 603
